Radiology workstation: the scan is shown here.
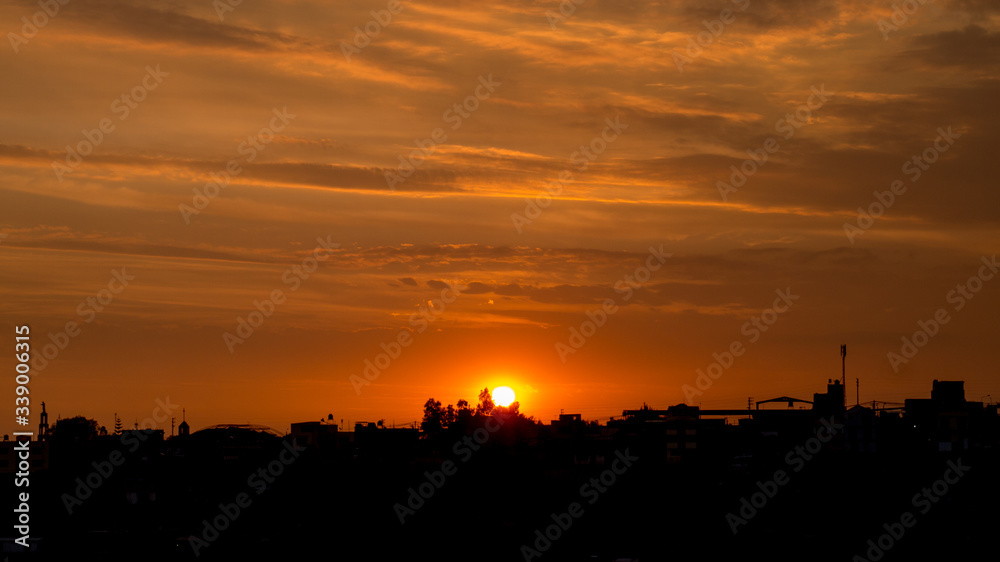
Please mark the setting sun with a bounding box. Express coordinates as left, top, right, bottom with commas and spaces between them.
492, 386, 516, 407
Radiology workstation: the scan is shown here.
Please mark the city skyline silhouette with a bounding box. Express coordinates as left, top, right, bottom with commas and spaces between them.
2, 0, 998, 558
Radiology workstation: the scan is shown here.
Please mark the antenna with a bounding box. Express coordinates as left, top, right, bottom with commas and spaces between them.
841, 344, 847, 407
856, 378, 859, 407
841, 344, 847, 386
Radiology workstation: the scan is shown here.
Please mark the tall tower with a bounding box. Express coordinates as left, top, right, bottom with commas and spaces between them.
841, 344, 847, 406
38, 402, 49, 440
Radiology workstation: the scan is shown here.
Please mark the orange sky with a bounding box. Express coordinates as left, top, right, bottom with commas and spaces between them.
2, 0, 998, 436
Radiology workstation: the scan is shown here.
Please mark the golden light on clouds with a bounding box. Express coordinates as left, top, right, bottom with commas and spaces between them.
1, 0, 998, 434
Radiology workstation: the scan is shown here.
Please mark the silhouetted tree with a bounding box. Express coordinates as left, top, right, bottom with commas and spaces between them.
475, 387, 494, 417
420, 390, 540, 439
496, 401, 520, 417
50, 416, 99, 443
455, 399, 472, 424
421, 398, 444, 434
113, 413, 122, 435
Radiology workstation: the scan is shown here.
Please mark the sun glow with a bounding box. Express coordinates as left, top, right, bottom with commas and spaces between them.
492, 386, 515, 407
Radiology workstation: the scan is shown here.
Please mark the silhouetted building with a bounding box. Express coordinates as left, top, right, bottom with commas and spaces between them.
290, 420, 338, 450
813, 379, 846, 417
844, 405, 879, 453
550, 413, 586, 438
177, 408, 190, 437
904, 379, 984, 452
932, 379, 965, 406
119, 429, 164, 456
38, 401, 49, 440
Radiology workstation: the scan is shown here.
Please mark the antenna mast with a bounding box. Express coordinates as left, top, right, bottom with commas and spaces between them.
841, 344, 846, 388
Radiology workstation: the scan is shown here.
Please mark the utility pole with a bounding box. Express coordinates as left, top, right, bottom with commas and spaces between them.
856, 378, 859, 407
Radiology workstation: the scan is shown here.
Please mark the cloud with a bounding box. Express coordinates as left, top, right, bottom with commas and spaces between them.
426, 279, 455, 291
899, 25, 1000, 68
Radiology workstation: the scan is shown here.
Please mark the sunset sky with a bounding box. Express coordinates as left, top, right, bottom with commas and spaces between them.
1, 0, 998, 436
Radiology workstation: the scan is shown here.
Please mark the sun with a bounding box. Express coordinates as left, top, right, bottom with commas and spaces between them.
492, 386, 516, 407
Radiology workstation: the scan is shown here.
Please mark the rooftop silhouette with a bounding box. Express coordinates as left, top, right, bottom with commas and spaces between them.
2, 378, 997, 560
